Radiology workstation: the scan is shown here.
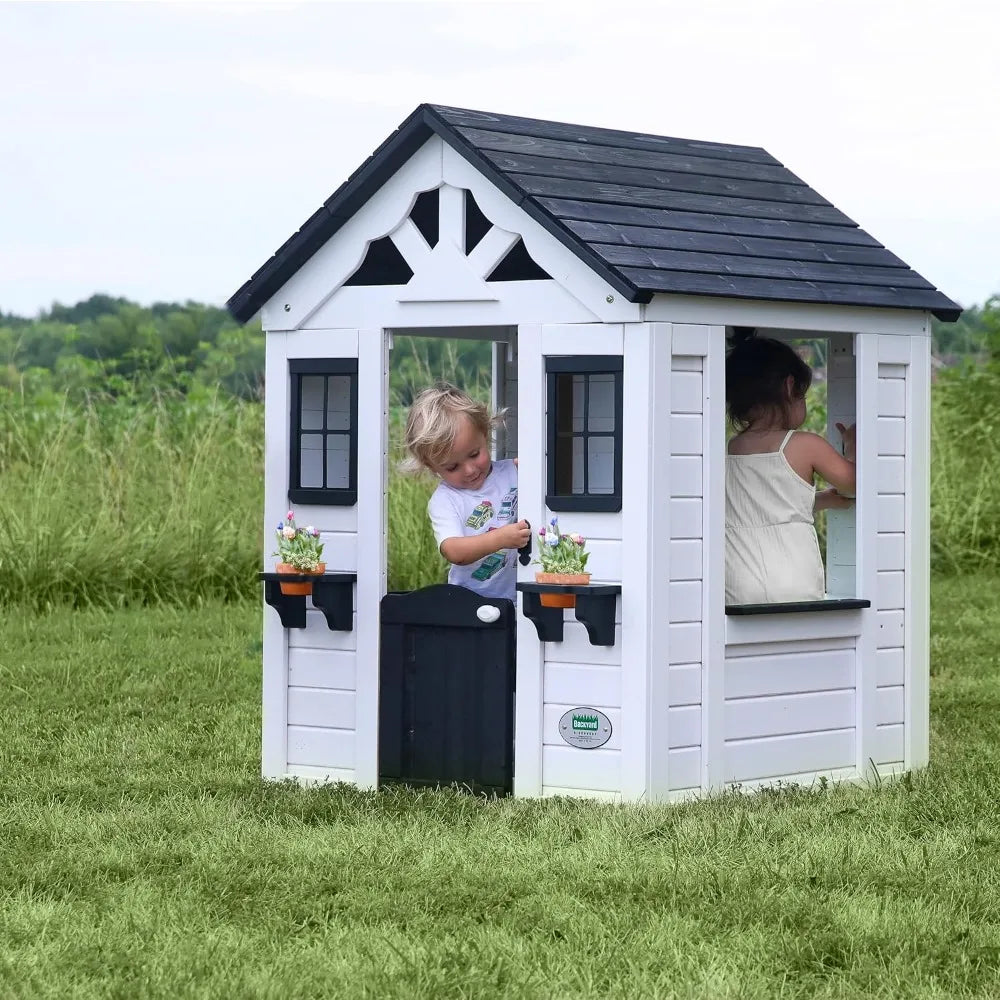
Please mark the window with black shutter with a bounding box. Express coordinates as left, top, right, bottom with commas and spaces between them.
288, 359, 358, 505
545, 356, 623, 512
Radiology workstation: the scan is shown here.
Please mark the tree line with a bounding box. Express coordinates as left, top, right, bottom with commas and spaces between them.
1, 292, 996, 404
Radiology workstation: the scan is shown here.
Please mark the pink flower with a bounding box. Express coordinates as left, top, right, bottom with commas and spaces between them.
570, 533, 585, 545
286, 510, 295, 521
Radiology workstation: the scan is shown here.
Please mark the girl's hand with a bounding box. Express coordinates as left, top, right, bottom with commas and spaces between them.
835, 422, 857, 462
815, 487, 854, 511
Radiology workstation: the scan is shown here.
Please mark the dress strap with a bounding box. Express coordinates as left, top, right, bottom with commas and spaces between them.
778, 429, 796, 454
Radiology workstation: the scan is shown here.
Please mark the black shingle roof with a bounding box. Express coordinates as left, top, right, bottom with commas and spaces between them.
227, 105, 961, 323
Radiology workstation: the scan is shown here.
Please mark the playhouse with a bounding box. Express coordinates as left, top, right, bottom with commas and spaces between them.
228, 105, 960, 802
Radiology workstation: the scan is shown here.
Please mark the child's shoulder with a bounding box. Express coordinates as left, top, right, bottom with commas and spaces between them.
788, 430, 833, 450
786, 430, 840, 464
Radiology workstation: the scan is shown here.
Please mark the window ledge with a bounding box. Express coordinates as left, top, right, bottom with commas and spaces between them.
260, 572, 357, 630
725, 599, 871, 616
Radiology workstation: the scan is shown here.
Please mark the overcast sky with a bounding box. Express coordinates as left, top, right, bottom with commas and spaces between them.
2, 0, 998, 318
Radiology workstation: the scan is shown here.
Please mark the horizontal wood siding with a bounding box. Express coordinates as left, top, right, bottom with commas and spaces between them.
724, 639, 858, 783
668, 351, 704, 790
280, 504, 364, 774
539, 325, 624, 798
874, 360, 907, 764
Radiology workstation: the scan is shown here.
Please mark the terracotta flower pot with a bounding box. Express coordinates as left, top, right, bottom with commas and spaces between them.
276, 562, 326, 596
535, 571, 591, 608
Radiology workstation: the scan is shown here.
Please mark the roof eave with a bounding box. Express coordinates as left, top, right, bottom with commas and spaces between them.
226, 105, 436, 323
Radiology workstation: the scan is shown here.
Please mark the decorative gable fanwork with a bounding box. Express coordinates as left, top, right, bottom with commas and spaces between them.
342, 184, 550, 295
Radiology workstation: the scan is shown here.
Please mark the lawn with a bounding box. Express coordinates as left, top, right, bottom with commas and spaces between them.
2, 575, 999, 999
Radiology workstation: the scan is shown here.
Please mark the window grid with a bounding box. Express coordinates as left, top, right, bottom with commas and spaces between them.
546, 356, 623, 513
289, 359, 358, 506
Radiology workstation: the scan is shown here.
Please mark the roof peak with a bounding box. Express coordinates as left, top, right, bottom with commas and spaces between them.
227, 105, 961, 324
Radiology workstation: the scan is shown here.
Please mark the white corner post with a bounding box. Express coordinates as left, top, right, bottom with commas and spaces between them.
905, 331, 931, 769
261, 330, 291, 779
354, 327, 389, 789
621, 322, 672, 800
698, 324, 727, 792
854, 332, 881, 779
514, 323, 545, 796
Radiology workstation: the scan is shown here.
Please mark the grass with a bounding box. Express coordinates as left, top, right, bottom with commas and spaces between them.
2, 361, 1000, 609
1, 576, 999, 998
0, 392, 263, 608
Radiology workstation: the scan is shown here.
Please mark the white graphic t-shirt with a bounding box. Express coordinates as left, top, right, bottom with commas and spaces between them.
427, 459, 519, 600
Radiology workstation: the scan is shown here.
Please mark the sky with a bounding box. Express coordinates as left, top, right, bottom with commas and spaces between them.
2, 0, 998, 319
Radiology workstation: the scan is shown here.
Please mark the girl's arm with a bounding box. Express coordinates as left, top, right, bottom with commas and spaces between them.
786, 426, 856, 495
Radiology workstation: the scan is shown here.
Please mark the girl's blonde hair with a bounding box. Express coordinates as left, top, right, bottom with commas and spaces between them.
400, 382, 504, 475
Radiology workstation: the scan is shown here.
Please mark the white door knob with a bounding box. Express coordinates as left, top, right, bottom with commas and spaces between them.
476, 605, 501, 623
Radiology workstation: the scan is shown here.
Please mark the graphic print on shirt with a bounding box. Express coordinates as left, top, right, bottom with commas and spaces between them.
465, 500, 495, 530
498, 487, 518, 523
471, 551, 507, 581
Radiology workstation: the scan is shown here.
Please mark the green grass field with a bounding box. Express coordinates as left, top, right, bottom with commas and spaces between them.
2, 575, 999, 999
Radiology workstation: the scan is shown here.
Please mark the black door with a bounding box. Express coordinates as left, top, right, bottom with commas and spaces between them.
379, 584, 516, 795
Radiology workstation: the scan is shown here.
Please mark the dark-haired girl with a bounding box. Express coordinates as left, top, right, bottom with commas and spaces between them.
725, 330, 856, 605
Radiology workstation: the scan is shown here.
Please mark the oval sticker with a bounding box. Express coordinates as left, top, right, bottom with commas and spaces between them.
558, 708, 612, 749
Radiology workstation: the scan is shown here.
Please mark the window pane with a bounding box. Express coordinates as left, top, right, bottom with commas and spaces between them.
300, 376, 325, 430
572, 375, 585, 433
588, 436, 615, 494
300, 433, 324, 487
572, 436, 585, 494
326, 375, 351, 431
588, 373, 616, 432
325, 434, 350, 489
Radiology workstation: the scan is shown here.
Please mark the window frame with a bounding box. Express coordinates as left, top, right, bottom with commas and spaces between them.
545, 355, 623, 513
288, 358, 359, 506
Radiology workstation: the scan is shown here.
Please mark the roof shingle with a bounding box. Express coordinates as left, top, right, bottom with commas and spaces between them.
227, 105, 961, 323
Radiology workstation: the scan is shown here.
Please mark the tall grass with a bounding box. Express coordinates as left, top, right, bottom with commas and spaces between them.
930, 365, 1000, 571
0, 364, 997, 608
0, 392, 263, 608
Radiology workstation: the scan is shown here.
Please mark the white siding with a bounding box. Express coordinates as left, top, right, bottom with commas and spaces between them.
261, 327, 387, 784
533, 324, 626, 798
723, 639, 858, 783
668, 347, 705, 790
873, 357, 908, 765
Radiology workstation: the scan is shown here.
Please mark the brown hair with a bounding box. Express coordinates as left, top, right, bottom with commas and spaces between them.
400, 382, 503, 474
725, 327, 812, 431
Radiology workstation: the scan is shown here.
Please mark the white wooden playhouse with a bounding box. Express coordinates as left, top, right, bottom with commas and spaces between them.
228, 105, 960, 802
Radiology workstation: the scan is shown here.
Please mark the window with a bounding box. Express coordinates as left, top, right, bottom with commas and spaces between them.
288, 359, 358, 505
545, 356, 623, 512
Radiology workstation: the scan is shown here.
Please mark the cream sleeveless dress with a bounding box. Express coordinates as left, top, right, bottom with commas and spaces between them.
725, 429, 824, 605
